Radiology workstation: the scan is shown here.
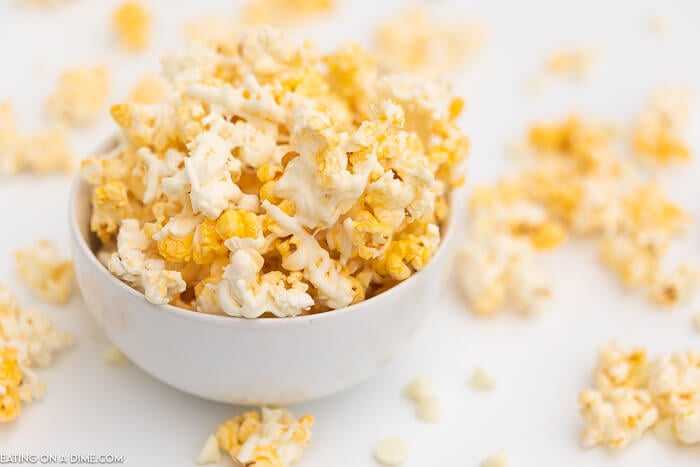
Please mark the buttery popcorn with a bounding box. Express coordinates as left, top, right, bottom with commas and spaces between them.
404, 375, 433, 403
128, 74, 167, 104
82, 28, 468, 318
45, 65, 110, 126
241, 0, 335, 26
216, 407, 314, 466
632, 87, 691, 165
375, 9, 485, 74
415, 396, 443, 423
14, 240, 74, 304
0, 101, 74, 175
459, 112, 696, 315
580, 343, 700, 448
0, 285, 73, 422
113, 1, 150, 52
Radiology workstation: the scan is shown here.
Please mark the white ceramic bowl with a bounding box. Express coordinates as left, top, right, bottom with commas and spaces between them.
69, 173, 461, 405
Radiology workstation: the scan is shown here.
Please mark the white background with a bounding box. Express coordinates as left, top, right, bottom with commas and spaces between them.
1, 0, 700, 465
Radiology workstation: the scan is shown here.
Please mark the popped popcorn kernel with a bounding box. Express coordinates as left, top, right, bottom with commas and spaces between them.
14, 240, 74, 304
128, 74, 167, 104
375, 9, 485, 74
415, 396, 443, 423
633, 87, 691, 165
593, 341, 649, 392
216, 407, 313, 466
545, 48, 597, 80
404, 375, 433, 403
241, 0, 335, 26
113, 1, 150, 52
470, 366, 496, 391
157, 231, 194, 263
215, 209, 260, 241
481, 452, 509, 467
0, 285, 73, 422
45, 65, 110, 126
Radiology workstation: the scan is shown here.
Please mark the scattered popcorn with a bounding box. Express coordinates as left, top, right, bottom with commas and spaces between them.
216, 407, 314, 466
481, 451, 508, 467
580, 343, 700, 448
0, 102, 74, 175
579, 387, 658, 449
545, 48, 596, 80
632, 87, 691, 165
113, 1, 150, 52
102, 346, 130, 366
374, 437, 408, 466
195, 434, 221, 465
375, 9, 485, 74
404, 375, 433, 403
241, 0, 335, 26
459, 112, 696, 315
83, 27, 468, 318
415, 396, 443, 423
45, 65, 110, 126
14, 240, 74, 304
0, 285, 73, 422
128, 74, 167, 104
470, 366, 496, 391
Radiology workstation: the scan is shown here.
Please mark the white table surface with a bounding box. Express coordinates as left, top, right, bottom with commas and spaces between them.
2, 0, 700, 465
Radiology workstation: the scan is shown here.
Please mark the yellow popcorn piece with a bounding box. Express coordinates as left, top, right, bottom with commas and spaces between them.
633, 87, 691, 165
593, 341, 648, 392
128, 74, 167, 104
481, 452, 509, 467
374, 437, 408, 466
113, 1, 150, 52
0, 347, 22, 423
375, 8, 485, 74
192, 219, 228, 265
0, 285, 73, 423
14, 240, 74, 304
157, 231, 194, 263
216, 407, 314, 466
45, 65, 110, 126
91, 181, 131, 244
215, 210, 260, 241
241, 0, 335, 26
545, 48, 597, 80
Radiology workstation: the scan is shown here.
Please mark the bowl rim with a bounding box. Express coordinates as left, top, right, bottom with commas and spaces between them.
68, 170, 462, 327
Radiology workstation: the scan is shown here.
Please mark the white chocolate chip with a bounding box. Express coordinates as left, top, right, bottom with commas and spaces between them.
652, 418, 677, 444
102, 346, 130, 366
374, 438, 408, 466
416, 397, 443, 423
470, 366, 496, 391
693, 312, 700, 333
404, 375, 433, 402
195, 434, 221, 465
481, 451, 508, 467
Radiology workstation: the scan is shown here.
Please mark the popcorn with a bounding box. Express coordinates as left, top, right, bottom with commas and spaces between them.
580, 343, 700, 448
375, 9, 485, 74
633, 87, 691, 164
374, 438, 408, 466
0, 102, 74, 175
216, 407, 314, 466
459, 112, 696, 315
415, 396, 443, 423
84, 28, 467, 317
404, 375, 433, 403
128, 74, 167, 104
113, 2, 150, 52
545, 48, 597, 80
14, 240, 74, 304
241, 0, 335, 26
579, 388, 658, 449
45, 65, 110, 126
0, 285, 73, 422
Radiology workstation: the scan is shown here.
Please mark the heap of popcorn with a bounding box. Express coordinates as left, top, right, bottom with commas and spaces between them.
458, 93, 696, 316
81, 27, 469, 318
579, 342, 700, 449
